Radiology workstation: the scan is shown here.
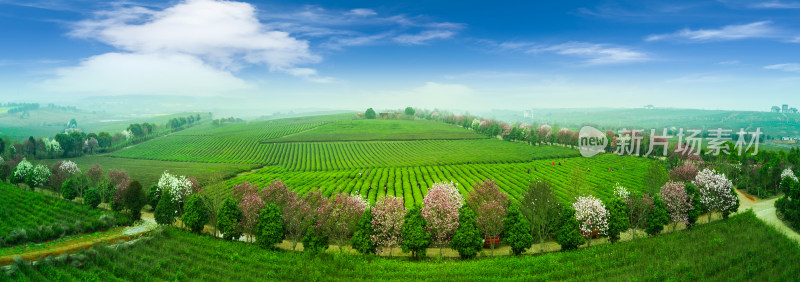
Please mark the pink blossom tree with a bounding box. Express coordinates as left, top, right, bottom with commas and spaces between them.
422, 182, 463, 256
239, 192, 265, 242
467, 179, 509, 255
572, 195, 609, 247
318, 193, 369, 251
660, 181, 693, 231
693, 169, 737, 222
669, 162, 699, 182
282, 191, 312, 250
260, 179, 292, 208
371, 196, 405, 256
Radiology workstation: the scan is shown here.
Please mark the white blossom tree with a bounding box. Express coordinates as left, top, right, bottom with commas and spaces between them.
572, 195, 609, 247
156, 171, 194, 203
59, 160, 81, 175
693, 168, 737, 222
12, 159, 33, 184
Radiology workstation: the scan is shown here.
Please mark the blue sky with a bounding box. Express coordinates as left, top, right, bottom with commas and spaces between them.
0, 0, 799, 112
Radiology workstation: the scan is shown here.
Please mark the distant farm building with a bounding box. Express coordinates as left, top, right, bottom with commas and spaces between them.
379, 112, 399, 119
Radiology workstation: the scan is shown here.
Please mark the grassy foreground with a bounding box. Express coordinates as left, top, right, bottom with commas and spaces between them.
5, 211, 798, 281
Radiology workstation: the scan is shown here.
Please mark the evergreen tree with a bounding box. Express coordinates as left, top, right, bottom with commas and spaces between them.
256, 204, 284, 249
182, 194, 210, 234
155, 190, 179, 226
606, 198, 629, 243
503, 205, 533, 255
217, 197, 243, 241
84, 188, 102, 209
124, 180, 147, 220
555, 206, 585, 251
450, 206, 483, 259
645, 195, 670, 236
365, 108, 377, 119
351, 208, 377, 255
302, 226, 329, 255
685, 183, 704, 228
400, 205, 431, 259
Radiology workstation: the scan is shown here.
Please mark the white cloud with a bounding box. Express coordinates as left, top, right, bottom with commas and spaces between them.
527, 42, 649, 65
718, 60, 741, 65
42, 52, 251, 95
764, 63, 800, 72
394, 30, 455, 45
750, 1, 800, 8
646, 21, 779, 42
347, 8, 377, 16
368, 82, 475, 109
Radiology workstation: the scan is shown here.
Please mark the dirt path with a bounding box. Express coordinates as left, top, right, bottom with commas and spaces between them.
735, 189, 800, 244
0, 213, 157, 266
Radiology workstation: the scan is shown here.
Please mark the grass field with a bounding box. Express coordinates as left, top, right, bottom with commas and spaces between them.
210, 154, 651, 207
269, 119, 486, 142
46, 156, 256, 188
0, 183, 122, 247
6, 211, 798, 281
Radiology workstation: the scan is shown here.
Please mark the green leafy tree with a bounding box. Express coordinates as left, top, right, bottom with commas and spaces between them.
645, 195, 670, 236
644, 161, 669, 196
521, 180, 562, 253
365, 108, 377, 119
556, 206, 585, 251
450, 206, 483, 259
685, 182, 705, 228
256, 204, 284, 249
217, 197, 243, 240
400, 205, 430, 259
147, 185, 161, 210
404, 106, 415, 116
84, 188, 102, 209
124, 180, 147, 220
504, 205, 533, 255
155, 190, 179, 226
351, 208, 377, 255
606, 198, 629, 243
182, 194, 210, 234
302, 226, 329, 255
61, 179, 78, 200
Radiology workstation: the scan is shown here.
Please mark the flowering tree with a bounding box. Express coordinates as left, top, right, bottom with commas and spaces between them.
85, 164, 104, 186
12, 158, 32, 185
660, 181, 693, 231
284, 191, 325, 250
319, 193, 369, 251
371, 196, 405, 256
669, 162, 699, 182
422, 182, 463, 256
26, 164, 51, 189
572, 195, 609, 246
468, 180, 509, 248
239, 192, 265, 241
613, 183, 630, 199
232, 181, 259, 200
108, 169, 130, 189
537, 125, 552, 144
59, 161, 81, 175
156, 171, 193, 203
781, 168, 798, 192
260, 180, 292, 209
693, 169, 737, 222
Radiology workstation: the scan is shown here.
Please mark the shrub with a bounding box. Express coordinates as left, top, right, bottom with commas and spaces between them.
450, 206, 483, 259
504, 205, 533, 255
302, 226, 329, 255
351, 208, 377, 255
556, 206, 585, 251
217, 197, 243, 241
84, 188, 102, 209
400, 205, 430, 259
182, 194, 210, 234
256, 204, 284, 249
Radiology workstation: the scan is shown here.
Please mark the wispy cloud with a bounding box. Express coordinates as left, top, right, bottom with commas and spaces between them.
764, 63, 800, 72
749, 1, 800, 9
527, 42, 650, 65
646, 21, 782, 42
394, 30, 455, 45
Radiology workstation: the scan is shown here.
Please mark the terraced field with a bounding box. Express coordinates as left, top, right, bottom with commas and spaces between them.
45, 156, 255, 188
7, 212, 798, 281
0, 183, 125, 247
210, 154, 649, 207
269, 119, 485, 142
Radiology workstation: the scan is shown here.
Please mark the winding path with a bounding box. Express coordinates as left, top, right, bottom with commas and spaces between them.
735, 189, 800, 244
